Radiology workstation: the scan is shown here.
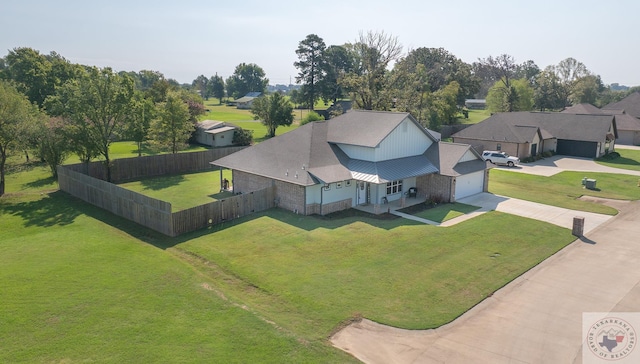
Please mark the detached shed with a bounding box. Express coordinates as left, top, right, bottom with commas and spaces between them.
194, 120, 237, 147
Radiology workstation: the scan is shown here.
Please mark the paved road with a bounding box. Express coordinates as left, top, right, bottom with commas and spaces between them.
332, 199, 640, 364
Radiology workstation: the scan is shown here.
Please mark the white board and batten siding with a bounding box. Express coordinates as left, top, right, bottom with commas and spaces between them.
337, 118, 434, 162
306, 181, 357, 206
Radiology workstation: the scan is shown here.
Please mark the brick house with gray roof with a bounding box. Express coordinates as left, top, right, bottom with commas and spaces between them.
211, 110, 488, 215
452, 112, 617, 159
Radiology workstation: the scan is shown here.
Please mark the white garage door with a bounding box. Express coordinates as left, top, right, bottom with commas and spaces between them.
455, 171, 485, 200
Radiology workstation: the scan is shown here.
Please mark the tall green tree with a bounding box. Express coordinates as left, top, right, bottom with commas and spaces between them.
35, 116, 71, 178
148, 91, 193, 153
192, 75, 210, 99
0, 80, 39, 195
209, 74, 225, 103
1, 48, 54, 107
320, 45, 356, 103
398, 47, 478, 105
48, 67, 135, 182
533, 68, 564, 111
487, 78, 534, 113
341, 30, 403, 110
226, 63, 268, 99
294, 34, 327, 110
125, 91, 155, 157
250, 93, 294, 138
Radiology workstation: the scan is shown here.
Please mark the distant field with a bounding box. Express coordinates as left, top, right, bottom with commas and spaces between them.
459, 109, 491, 124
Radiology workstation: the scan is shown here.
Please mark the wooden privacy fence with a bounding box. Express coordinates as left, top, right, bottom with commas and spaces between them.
171, 187, 275, 236
57, 165, 174, 235
56, 146, 276, 237
66, 147, 245, 183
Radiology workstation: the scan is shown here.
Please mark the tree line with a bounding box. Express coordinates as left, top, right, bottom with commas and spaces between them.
291, 31, 639, 130
0, 48, 213, 195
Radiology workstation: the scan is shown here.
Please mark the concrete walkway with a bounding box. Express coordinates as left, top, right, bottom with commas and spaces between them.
331, 199, 640, 364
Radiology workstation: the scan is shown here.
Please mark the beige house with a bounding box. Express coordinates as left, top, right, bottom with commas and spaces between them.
452, 112, 617, 159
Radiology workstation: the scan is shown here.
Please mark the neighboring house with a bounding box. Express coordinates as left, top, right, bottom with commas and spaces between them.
194, 120, 237, 147
602, 93, 640, 145
452, 112, 617, 159
604, 92, 640, 118
211, 110, 488, 215
563, 103, 640, 145
465, 99, 486, 110
232, 92, 262, 109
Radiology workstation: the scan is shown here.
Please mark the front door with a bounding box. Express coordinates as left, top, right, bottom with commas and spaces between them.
531, 143, 537, 156
357, 182, 369, 205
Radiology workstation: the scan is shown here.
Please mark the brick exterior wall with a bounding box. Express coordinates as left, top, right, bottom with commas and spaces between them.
232, 170, 273, 193
416, 174, 453, 203
273, 179, 306, 213
319, 198, 352, 215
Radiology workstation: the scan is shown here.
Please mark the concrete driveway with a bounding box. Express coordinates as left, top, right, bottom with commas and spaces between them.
492, 155, 640, 177
450, 193, 613, 234
331, 199, 640, 364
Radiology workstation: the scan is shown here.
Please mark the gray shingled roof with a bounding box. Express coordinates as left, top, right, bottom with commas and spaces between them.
327, 110, 420, 147
604, 92, 640, 118
561, 103, 603, 114
211, 110, 441, 186
425, 142, 488, 177
453, 112, 616, 143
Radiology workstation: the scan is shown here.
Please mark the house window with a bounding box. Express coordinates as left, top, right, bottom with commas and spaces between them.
386, 180, 403, 195
336, 182, 342, 189
220, 135, 224, 138
345, 180, 352, 187
323, 184, 330, 191
496, 143, 502, 151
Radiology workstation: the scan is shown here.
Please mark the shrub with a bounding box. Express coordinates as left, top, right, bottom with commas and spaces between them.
232, 128, 253, 146
300, 111, 324, 125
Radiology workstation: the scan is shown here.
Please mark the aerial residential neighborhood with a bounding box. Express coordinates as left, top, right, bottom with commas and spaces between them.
3, 2, 640, 364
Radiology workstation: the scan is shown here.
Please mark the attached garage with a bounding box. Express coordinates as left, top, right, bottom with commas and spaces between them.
556, 139, 597, 158
455, 171, 485, 200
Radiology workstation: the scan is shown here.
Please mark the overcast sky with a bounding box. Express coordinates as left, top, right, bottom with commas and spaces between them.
2, 0, 638, 86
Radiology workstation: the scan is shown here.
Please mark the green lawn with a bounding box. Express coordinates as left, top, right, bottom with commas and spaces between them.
0, 192, 352, 363
0, 158, 579, 362
118, 170, 233, 211
489, 169, 640, 214
596, 149, 640, 171
398, 202, 480, 222
177, 209, 575, 336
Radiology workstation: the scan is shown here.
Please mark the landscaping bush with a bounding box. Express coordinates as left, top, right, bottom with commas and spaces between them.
300, 110, 324, 125
232, 127, 253, 146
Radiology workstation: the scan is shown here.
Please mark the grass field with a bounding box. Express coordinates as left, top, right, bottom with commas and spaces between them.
489, 169, 640, 214
459, 109, 491, 124
596, 149, 640, 171
398, 202, 480, 222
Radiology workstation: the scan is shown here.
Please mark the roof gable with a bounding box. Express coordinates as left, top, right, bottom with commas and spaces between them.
326, 110, 434, 147
425, 142, 486, 177
604, 92, 640, 118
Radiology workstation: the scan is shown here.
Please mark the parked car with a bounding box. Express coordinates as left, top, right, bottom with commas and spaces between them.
482, 151, 520, 167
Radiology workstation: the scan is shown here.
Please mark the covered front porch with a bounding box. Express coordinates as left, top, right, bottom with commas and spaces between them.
353, 194, 425, 215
